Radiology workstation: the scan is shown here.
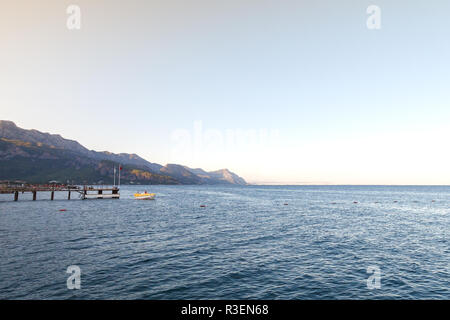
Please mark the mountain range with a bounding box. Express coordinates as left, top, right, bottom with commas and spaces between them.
0, 120, 247, 185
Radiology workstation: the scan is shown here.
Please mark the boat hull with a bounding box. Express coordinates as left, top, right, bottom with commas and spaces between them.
134, 193, 155, 200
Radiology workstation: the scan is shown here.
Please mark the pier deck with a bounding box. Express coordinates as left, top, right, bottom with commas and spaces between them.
0, 185, 120, 201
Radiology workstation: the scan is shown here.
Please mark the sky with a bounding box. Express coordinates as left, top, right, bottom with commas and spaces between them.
0, 0, 449, 184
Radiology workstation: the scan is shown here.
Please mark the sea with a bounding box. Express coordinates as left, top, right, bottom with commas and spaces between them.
0, 185, 448, 299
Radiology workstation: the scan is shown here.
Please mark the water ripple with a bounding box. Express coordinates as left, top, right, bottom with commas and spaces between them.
0, 185, 448, 299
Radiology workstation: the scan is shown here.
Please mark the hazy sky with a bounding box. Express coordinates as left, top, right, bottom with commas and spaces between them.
1, 0, 449, 184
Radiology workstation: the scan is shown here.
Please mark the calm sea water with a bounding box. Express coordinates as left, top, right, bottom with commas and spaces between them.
0, 185, 448, 299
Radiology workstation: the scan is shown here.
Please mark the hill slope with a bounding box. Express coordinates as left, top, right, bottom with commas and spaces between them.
0, 138, 178, 184
0, 121, 247, 185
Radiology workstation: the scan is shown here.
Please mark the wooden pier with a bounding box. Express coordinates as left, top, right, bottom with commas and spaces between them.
79, 186, 120, 200
0, 185, 120, 201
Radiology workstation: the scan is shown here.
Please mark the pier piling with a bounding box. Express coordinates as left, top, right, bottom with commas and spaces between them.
1, 185, 119, 201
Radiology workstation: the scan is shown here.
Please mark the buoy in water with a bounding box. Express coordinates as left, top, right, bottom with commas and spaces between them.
59, 209, 67, 212
200, 205, 206, 208
353, 201, 358, 204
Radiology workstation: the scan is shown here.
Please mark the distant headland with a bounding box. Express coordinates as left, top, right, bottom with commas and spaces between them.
0, 120, 247, 186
